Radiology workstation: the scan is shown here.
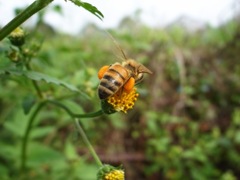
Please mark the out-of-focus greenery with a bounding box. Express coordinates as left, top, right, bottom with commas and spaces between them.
1, 9, 240, 180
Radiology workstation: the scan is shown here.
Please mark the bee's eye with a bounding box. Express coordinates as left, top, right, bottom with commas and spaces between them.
135, 73, 144, 84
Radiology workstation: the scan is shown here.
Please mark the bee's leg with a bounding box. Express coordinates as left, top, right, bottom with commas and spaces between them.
98, 65, 109, 79
123, 77, 135, 92
118, 87, 124, 98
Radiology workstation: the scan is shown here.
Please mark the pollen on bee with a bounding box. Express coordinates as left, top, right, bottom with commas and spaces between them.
98, 65, 109, 79
123, 77, 135, 92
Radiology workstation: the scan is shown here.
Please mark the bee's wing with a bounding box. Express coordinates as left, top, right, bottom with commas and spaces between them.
105, 31, 128, 61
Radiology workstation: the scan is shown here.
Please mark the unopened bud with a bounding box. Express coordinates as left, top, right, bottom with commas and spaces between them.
7, 50, 20, 62
9, 27, 25, 47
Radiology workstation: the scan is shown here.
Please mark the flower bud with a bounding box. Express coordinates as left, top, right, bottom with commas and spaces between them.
8, 27, 25, 47
7, 50, 20, 63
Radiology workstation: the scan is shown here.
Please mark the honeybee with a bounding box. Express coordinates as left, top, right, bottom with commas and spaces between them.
97, 35, 152, 100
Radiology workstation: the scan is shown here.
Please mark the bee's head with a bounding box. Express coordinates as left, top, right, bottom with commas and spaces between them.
123, 59, 153, 84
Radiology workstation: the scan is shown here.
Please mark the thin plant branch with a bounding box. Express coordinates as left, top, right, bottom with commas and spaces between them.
21, 99, 103, 171
0, 0, 53, 41
75, 118, 103, 167
21, 101, 47, 171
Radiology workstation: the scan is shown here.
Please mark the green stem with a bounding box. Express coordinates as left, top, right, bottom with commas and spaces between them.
25, 63, 44, 99
21, 99, 103, 171
46, 100, 104, 118
21, 101, 47, 171
75, 118, 103, 167
0, 0, 53, 41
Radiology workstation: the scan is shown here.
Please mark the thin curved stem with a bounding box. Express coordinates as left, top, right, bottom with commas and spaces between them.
21, 99, 103, 171
75, 118, 103, 167
46, 100, 104, 118
21, 101, 47, 171
0, 0, 53, 41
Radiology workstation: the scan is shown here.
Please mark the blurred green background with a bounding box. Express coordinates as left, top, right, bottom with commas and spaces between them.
1, 3, 240, 180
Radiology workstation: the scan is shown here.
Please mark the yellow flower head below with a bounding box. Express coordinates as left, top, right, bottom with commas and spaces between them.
107, 87, 139, 113
97, 164, 124, 180
104, 169, 124, 180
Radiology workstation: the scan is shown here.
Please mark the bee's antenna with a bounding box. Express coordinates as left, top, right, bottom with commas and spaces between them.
105, 31, 128, 60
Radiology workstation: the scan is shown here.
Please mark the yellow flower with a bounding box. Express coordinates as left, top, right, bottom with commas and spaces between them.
107, 87, 139, 113
104, 169, 124, 180
97, 164, 125, 180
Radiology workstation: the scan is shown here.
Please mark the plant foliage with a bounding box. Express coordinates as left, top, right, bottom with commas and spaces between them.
0, 1, 240, 180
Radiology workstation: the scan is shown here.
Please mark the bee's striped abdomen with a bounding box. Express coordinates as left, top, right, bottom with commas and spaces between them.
98, 63, 129, 99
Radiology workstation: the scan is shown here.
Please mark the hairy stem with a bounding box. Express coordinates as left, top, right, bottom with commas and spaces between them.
75, 118, 103, 167
0, 0, 53, 41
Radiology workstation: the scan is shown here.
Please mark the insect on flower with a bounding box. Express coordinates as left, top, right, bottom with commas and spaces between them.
97, 34, 152, 113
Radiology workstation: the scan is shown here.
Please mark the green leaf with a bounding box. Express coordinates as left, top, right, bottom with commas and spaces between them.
3, 108, 29, 137
69, 0, 104, 20
22, 94, 36, 115
30, 126, 55, 139
0, 142, 20, 161
25, 71, 80, 92
0, 164, 8, 179
234, 131, 240, 144
64, 141, 78, 160
0, 68, 81, 93
28, 142, 64, 167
